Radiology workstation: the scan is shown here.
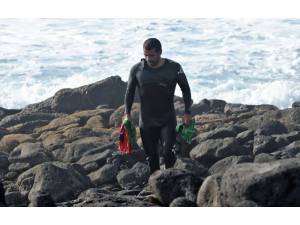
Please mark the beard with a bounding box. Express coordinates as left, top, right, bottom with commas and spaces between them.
148, 59, 160, 67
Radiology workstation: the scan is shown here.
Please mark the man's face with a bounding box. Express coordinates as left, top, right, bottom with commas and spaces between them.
143, 48, 161, 67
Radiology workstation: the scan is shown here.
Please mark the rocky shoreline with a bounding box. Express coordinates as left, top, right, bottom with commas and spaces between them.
1, 75, 300, 206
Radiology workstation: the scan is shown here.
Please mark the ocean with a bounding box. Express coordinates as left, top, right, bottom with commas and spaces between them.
0, 18, 300, 109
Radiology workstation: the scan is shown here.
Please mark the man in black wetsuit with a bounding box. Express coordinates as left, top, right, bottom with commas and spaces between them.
124, 38, 192, 174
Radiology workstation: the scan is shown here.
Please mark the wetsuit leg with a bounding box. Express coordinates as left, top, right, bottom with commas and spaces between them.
140, 126, 161, 173
160, 120, 177, 169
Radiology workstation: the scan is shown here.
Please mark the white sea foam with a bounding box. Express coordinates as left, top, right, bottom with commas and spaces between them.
0, 19, 299, 109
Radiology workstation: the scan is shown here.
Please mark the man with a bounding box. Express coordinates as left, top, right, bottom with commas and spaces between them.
124, 38, 192, 174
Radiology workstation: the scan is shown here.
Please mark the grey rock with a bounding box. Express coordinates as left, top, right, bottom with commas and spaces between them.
5, 190, 28, 207
240, 110, 281, 131
196, 127, 237, 142
51, 148, 66, 161
29, 191, 56, 207
88, 164, 118, 186
281, 107, 300, 126
60, 188, 155, 207
224, 103, 253, 115
149, 169, 203, 206
0, 107, 21, 121
70, 163, 86, 176
196, 174, 222, 207
255, 120, 288, 136
173, 157, 208, 177
81, 162, 99, 174
254, 153, 280, 163
16, 161, 92, 202
236, 129, 254, 144
0, 128, 9, 139
5, 171, 18, 180
0, 152, 9, 170
63, 137, 109, 162
9, 142, 52, 167
188, 99, 226, 114
209, 155, 253, 175
253, 135, 279, 155
208, 99, 227, 113
76, 148, 115, 173
107, 149, 147, 170
0, 112, 60, 129
173, 136, 198, 158
271, 140, 300, 159
169, 197, 197, 207
22, 76, 127, 114
8, 162, 31, 174
117, 189, 141, 196
220, 158, 300, 206
273, 131, 300, 144
6, 120, 50, 134
190, 99, 210, 115
117, 162, 150, 189
253, 104, 279, 111
81, 142, 116, 157
109, 103, 140, 127
190, 138, 249, 168
292, 101, 300, 108
235, 200, 259, 207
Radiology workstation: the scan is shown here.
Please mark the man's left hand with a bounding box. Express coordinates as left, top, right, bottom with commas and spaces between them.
183, 113, 192, 125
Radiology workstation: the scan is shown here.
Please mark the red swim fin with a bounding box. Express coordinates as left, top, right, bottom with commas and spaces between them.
118, 123, 132, 154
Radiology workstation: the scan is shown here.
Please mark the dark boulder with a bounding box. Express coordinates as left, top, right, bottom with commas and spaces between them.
195, 127, 238, 142
236, 129, 254, 144
60, 188, 155, 207
292, 101, 300, 108
173, 157, 208, 177
29, 191, 56, 207
149, 169, 203, 206
88, 164, 118, 186
0, 112, 61, 129
224, 103, 254, 115
0, 152, 9, 171
16, 161, 92, 203
9, 142, 52, 167
208, 155, 253, 175
196, 174, 222, 207
190, 138, 249, 168
0, 107, 21, 121
5, 190, 28, 207
22, 76, 127, 114
255, 120, 288, 136
76, 148, 115, 174
220, 158, 300, 206
253, 135, 279, 155
107, 149, 147, 170
169, 197, 197, 207
254, 153, 280, 163
271, 140, 300, 159
117, 162, 150, 189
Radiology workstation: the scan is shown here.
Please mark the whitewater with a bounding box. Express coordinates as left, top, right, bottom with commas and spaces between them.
0, 18, 300, 109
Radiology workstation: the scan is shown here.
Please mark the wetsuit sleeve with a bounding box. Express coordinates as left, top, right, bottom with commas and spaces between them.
176, 64, 192, 114
124, 65, 138, 115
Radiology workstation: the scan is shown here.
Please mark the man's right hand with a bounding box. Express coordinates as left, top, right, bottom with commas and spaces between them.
123, 113, 132, 121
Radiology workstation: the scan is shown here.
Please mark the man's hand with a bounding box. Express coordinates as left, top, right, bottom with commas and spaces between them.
123, 113, 132, 121
183, 113, 192, 125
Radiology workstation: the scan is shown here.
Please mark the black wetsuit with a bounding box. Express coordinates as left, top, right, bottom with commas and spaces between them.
124, 58, 192, 173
